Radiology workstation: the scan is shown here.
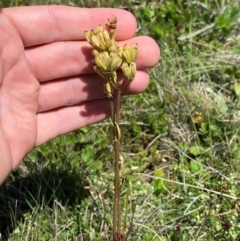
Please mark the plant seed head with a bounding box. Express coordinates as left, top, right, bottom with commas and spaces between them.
107, 53, 122, 72
121, 62, 136, 82
106, 15, 117, 30
122, 44, 138, 64
94, 51, 109, 70
92, 49, 100, 57
91, 35, 101, 49
84, 30, 92, 42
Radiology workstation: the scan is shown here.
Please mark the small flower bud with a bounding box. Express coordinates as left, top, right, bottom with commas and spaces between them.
106, 16, 117, 40
121, 62, 136, 82
91, 35, 101, 49
107, 41, 117, 53
95, 25, 104, 34
130, 44, 138, 62
102, 30, 111, 42
92, 49, 100, 58
122, 44, 138, 64
94, 65, 106, 80
106, 16, 117, 30
94, 65, 117, 84
84, 30, 92, 42
107, 53, 122, 72
104, 82, 113, 99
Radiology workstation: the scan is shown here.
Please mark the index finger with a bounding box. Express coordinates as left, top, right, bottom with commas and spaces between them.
2, 5, 137, 47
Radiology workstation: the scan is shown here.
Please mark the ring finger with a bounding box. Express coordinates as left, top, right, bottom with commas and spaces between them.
37, 70, 150, 112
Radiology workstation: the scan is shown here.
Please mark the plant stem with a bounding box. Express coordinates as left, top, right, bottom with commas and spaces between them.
113, 89, 122, 240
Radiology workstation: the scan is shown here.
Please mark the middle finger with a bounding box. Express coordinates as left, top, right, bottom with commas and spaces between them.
25, 36, 159, 82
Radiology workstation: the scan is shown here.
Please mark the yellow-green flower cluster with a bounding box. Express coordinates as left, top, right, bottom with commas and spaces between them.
84, 16, 138, 94
120, 44, 138, 82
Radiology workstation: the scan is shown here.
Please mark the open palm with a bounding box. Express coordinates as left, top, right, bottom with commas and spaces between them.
0, 6, 160, 183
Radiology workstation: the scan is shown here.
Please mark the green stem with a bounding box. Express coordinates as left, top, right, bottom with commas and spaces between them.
113, 89, 122, 240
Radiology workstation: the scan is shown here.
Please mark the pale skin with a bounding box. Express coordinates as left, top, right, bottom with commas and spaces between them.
0, 6, 160, 185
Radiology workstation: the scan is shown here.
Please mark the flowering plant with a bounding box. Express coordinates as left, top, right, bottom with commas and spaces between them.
85, 16, 138, 240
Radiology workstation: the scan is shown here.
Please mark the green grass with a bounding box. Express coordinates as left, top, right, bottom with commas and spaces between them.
1, 0, 240, 240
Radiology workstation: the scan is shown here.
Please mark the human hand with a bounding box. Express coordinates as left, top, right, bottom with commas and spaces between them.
0, 5, 160, 184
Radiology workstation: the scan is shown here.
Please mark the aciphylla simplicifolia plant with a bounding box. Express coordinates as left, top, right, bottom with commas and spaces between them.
85, 16, 138, 241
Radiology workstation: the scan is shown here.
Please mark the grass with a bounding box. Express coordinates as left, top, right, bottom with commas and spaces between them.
1, 0, 240, 240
